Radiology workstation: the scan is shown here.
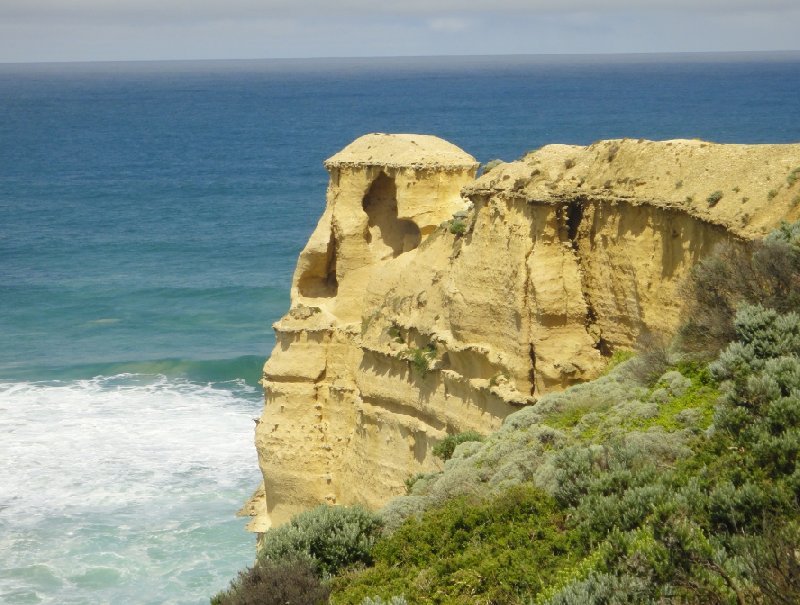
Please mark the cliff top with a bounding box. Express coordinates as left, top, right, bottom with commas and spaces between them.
325, 133, 479, 170
468, 138, 800, 238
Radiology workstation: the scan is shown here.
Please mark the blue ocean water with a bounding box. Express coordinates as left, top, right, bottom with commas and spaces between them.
1, 53, 799, 604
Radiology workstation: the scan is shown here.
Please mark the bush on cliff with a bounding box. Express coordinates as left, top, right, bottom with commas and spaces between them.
211, 558, 329, 605
331, 222, 800, 604
679, 220, 800, 358
216, 221, 800, 605
431, 430, 484, 461
331, 485, 576, 605
258, 504, 383, 577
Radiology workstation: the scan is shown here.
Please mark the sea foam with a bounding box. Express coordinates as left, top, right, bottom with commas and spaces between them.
0, 375, 261, 605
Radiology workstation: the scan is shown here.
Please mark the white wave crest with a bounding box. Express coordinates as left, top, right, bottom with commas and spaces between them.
0, 375, 261, 604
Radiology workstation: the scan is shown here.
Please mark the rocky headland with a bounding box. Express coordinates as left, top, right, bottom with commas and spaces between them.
241, 133, 800, 537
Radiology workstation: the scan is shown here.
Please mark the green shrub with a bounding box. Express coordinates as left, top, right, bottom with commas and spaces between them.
678, 222, 800, 358
623, 335, 670, 386
332, 485, 576, 605
432, 430, 484, 461
542, 572, 649, 605
603, 349, 635, 374
403, 472, 428, 495
360, 597, 407, 605
335, 254, 800, 602
387, 326, 404, 343
710, 304, 800, 484
738, 517, 800, 604
211, 558, 329, 605
258, 504, 383, 576
707, 190, 724, 206
404, 344, 436, 377
449, 218, 466, 235
787, 167, 800, 187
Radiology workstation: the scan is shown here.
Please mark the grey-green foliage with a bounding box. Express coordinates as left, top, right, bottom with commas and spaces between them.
211, 558, 329, 605
542, 572, 650, 605
405, 344, 436, 377
380, 360, 698, 530
710, 304, 800, 478
737, 518, 800, 604
481, 159, 503, 175
679, 220, 800, 358
258, 504, 383, 576
449, 219, 466, 235
707, 190, 724, 206
765, 218, 800, 248
360, 596, 408, 605
432, 430, 484, 461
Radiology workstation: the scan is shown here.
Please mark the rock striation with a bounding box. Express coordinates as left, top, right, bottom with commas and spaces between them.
243, 133, 800, 536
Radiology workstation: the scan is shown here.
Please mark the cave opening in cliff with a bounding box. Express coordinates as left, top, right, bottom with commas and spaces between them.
297, 228, 338, 298
565, 199, 584, 244
362, 172, 421, 259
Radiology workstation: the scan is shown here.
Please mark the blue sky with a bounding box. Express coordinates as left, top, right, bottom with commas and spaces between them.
1, 0, 798, 63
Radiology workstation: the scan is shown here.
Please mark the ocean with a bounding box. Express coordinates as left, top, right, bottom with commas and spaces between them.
1, 52, 799, 604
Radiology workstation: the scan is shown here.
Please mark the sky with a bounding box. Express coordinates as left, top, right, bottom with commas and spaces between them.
0, 0, 799, 63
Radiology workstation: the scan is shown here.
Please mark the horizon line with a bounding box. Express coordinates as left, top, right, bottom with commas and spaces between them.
2, 49, 800, 68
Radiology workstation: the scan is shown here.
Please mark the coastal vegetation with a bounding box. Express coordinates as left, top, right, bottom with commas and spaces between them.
431, 431, 484, 462
706, 190, 724, 206
214, 221, 800, 604
448, 218, 467, 236
405, 344, 437, 377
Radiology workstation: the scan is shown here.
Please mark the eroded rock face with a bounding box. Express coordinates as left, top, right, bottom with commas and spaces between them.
244, 134, 800, 535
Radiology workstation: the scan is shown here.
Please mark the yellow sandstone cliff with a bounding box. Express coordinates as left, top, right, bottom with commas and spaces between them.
242, 133, 800, 535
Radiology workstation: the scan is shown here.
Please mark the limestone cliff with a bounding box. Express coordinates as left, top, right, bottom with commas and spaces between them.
243, 133, 800, 534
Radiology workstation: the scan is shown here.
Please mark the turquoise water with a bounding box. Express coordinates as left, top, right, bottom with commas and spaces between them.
1, 53, 800, 604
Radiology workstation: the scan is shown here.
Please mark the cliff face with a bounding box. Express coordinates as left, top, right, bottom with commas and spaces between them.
244, 134, 800, 534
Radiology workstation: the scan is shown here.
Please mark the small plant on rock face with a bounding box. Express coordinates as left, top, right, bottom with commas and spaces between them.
607, 142, 620, 162
406, 344, 436, 377
481, 159, 503, 175
449, 219, 466, 236
488, 372, 507, 387
706, 190, 723, 206
768, 188, 779, 200
387, 326, 404, 343
787, 167, 800, 187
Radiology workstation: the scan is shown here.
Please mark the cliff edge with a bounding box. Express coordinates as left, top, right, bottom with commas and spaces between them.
243, 134, 800, 535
